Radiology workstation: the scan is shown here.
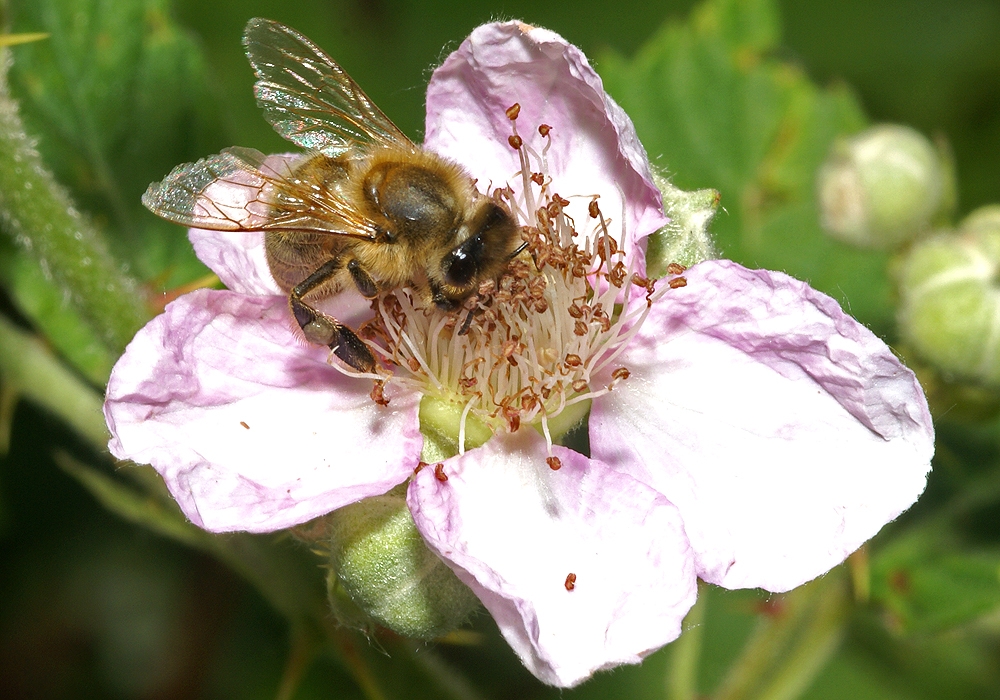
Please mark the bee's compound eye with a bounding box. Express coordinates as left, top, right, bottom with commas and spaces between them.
443, 234, 484, 288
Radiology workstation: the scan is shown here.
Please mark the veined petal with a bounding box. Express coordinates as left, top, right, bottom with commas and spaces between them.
408, 431, 696, 687
424, 21, 667, 263
104, 289, 421, 533
589, 260, 933, 592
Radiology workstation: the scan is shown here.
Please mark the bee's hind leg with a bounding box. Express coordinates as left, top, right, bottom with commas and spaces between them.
289, 259, 376, 373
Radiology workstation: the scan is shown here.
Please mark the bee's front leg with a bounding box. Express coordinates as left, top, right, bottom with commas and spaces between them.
290, 259, 376, 373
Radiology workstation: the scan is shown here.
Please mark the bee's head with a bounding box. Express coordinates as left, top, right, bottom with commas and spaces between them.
430, 200, 520, 310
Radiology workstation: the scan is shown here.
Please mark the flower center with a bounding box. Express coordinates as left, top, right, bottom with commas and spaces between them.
355, 106, 685, 453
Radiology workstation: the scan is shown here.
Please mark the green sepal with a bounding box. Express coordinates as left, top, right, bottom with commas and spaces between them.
646, 174, 720, 277
327, 489, 480, 640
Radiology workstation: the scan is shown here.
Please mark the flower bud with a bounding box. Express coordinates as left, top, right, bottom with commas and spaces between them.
645, 174, 719, 277
818, 125, 951, 249
326, 490, 481, 639
897, 205, 1000, 387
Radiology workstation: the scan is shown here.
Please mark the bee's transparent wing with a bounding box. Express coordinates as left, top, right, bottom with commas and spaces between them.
142, 147, 380, 240
243, 18, 414, 156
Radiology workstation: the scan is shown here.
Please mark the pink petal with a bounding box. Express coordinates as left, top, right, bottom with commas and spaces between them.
189, 228, 280, 297
104, 289, 421, 532
589, 260, 933, 592
186, 153, 298, 296
424, 21, 667, 264
408, 431, 696, 687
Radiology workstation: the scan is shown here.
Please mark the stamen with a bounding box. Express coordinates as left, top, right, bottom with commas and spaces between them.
340, 108, 678, 449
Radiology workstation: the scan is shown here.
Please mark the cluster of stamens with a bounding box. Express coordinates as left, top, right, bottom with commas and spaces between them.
359, 104, 686, 452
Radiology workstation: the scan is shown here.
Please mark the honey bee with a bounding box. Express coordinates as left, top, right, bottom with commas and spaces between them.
142, 18, 521, 372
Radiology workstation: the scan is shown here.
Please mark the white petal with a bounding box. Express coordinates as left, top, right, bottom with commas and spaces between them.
589, 260, 933, 591
408, 431, 696, 687
104, 289, 421, 532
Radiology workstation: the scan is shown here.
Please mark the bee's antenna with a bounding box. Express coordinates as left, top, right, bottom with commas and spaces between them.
508, 241, 529, 260
458, 306, 478, 336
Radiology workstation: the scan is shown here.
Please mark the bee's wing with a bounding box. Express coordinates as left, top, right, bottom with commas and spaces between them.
243, 18, 415, 156
142, 146, 380, 240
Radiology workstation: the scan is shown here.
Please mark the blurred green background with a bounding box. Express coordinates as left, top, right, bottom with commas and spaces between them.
2, 0, 1000, 698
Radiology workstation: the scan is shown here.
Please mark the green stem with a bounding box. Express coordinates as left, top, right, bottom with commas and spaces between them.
327, 628, 388, 700
756, 578, 849, 700
668, 584, 707, 700
275, 627, 319, 700
0, 51, 148, 355
401, 643, 489, 700
0, 313, 107, 448
714, 572, 850, 700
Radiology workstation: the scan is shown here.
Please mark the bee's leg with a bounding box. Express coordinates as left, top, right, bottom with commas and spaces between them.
346, 259, 379, 299
290, 259, 376, 373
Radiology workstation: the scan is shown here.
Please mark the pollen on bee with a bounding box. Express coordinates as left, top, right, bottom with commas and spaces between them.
434, 463, 448, 482
564, 573, 577, 591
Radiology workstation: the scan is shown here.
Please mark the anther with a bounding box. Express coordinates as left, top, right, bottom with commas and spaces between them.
508, 134, 523, 149
531, 172, 545, 186
666, 262, 687, 275
506, 103, 521, 120
609, 261, 627, 287
588, 200, 601, 218
564, 573, 577, 591
370, 380, 389, 406
434, 463, 448, 482
564, 354, 582, 367
547, 456, 562, 471
611, 367, 630, 381
415, 461, 428, 474
538, 124, 551, 137
668, 276, 688, 289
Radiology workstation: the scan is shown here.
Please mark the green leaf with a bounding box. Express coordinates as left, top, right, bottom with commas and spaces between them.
0, 245, 115, 384
8, 0, 225, 269
598, 0, 893, 330
871, 533, 1000, 634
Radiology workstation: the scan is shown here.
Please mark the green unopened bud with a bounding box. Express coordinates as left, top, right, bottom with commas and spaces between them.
327, 490, 480, 639
646, 174, 719, 278
897, 205, 1000, 387
818, 124, 951, 249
